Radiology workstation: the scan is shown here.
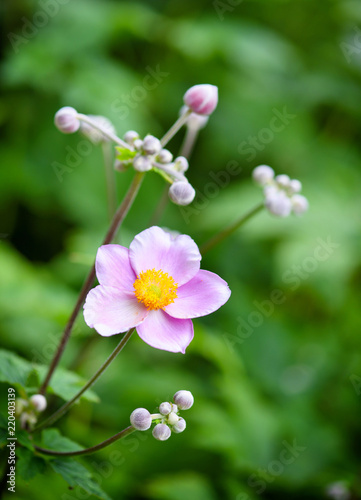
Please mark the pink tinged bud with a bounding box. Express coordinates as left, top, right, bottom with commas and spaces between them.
159, 402, 172, 415
143, 135, 162, 155
265, 192, 292, 217
54, 107, 80, 134
173, 390, 194, 410
183, 84, 218, 116
167, 412, 179, 426
291, 194, 309, 215
152, 423, 171, 441
171, 404, 178, 413
158, 149, 173, 164
30, 394, 47, 412
124, 130, 139, 145
275, 174, 291, 188
169, 181, 195, 206
289, 179, 302, 194
174, 156, 189, 173
253, 165, 275, 185
133, 155, 152, 172
172, 417, 186, 434
130, 408, 152, 430
133, 139, 144, 151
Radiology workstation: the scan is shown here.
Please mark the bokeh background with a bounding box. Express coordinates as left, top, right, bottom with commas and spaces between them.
1, 0, 361, 499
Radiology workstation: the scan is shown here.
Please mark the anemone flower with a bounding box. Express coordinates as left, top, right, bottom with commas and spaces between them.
84, 226, 231, 353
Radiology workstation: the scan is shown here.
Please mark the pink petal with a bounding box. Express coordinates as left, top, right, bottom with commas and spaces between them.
84, 285, 148, 337
95, 245, 136, 290
136, 310, 194, 353
164, 270, 231, 319
129, 226, 201, 286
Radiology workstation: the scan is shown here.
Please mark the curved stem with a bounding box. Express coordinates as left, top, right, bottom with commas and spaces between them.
35, 329, 135, 433
179, 127, 199, 159
160, 108, 192, 147
77, 114, 130, 149
200, 202, 264, 255
39, 172, 144, 395
34, 426, 136, 457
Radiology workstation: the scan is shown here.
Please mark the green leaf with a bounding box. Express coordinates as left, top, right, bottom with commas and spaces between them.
17, 429, 35, 451
50, 458, 112, 500
115, 146, 137, 162
0, 349, 32, 387
42, 428, 83, 453
17, 448, 47, 481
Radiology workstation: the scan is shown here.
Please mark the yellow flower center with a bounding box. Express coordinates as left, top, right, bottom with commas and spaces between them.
133, 269, 178, 310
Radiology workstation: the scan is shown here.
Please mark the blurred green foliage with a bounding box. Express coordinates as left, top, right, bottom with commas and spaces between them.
1, 0, 361, 499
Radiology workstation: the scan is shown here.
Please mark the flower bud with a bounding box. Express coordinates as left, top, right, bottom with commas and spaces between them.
172, 417, 186, 434
114, 158, 129, 172
124, 130, 139, 145
169, 181, 195, 206
143, 135, 161, 155
159, 402, 172, 415
152, 423, 171, 441
252, 165, 275, 185
288, 179, 302, 194
275, 174, 291, 188
158, 149, 173, 164
15, 398, 28, 415
171, 403, 178, 413
54, 107, 80, 134
173, 390, 194, 410
291, 194, 309, 215
133, 139, 143, 151
130, 408, 152, 430
30, 394, 47, 412
183, 84, 218, 115
167, 412, 179, 426
265, 192, 292, 217
174, 156, 189, 173
80, 116, 116, 144
133, 155, 152, 172
20, 412, 37, 429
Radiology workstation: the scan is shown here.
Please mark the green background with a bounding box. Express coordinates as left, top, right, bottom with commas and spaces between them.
1, 0, 361, 499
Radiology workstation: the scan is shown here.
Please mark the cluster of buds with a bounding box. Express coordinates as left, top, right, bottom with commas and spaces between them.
253, 165, 309, 217
115, 132, 196, 206
16, 394, 47, 429
130, 390, 194, 441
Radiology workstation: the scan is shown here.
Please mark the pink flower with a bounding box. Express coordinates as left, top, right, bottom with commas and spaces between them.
83, 226, 231, 353
183, 84, 218, 116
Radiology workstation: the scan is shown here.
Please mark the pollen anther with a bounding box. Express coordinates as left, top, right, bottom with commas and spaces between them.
133, 269, 178, 310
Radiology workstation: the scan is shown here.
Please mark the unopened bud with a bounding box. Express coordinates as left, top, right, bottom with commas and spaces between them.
20, 412, 37, 429
15, 398, 28, 415
114, 158, 129, 172
54, 107, 80, 134
180, 106, 209, 130
174, 156, 189, 173
289, 179, 302, 194
133, 155, 152, 172
133, 139, 143, 151
275, 174, 291, 188
291, 194, 309, 215
143, 135, 161, 155
173, 390, 194, 410
167, 412, 179, 426
253, 165, 275, 185
158, 149, 173, 164
169, 182, 195, 206
152, 423, 171, 441
183, 84, 218, 115
130, 408, 152, 430
172, 417, 186, 434
30, 394, 47, 412
159, 402, 172, 415
265, 192, 292, 217
124, 130, 139, 145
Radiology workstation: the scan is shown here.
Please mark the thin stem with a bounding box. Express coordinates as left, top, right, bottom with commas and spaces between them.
35, 329, 135, 433
39, 172, 145, 395
77, 114, 130, 149
200, 202, 264, 255
34, 426, 135, 457
102, 142, 117, 219
160, 108, 192, 147
179, 127, 199, 159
